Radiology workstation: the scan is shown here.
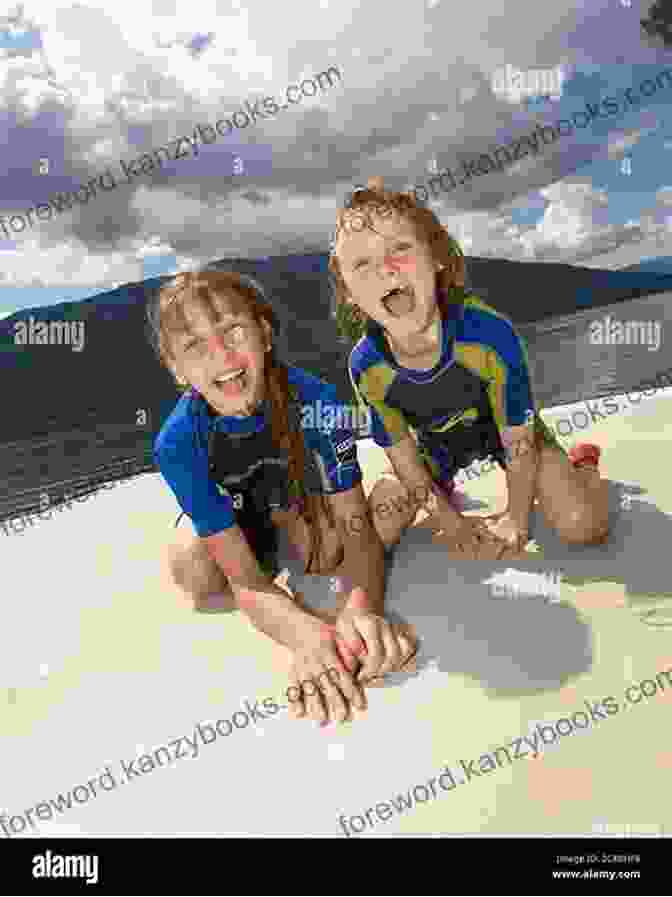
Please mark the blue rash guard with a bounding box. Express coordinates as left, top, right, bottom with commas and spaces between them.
154, 364, 363, 574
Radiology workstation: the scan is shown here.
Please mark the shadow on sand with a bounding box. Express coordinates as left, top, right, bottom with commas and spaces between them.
279, 478, 672, 701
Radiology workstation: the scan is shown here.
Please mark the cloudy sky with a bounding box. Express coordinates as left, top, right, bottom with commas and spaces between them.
0, 0, 671, 316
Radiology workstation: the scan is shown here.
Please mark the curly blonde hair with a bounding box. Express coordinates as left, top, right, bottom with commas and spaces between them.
328, 177, 467, 343
146, 269, 343, 576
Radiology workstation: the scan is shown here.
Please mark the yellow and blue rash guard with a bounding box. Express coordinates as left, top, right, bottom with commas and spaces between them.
348, 292, 547, 483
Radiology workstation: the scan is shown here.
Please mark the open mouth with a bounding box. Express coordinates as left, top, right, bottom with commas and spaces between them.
213, 367, 249, 394
381, 285, 415, 317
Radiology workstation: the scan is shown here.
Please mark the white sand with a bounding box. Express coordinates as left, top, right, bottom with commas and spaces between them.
1, 391, 671, 838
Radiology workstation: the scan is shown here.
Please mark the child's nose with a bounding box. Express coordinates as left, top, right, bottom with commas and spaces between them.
382, 255, 401, 272
206, 332, 223, 353
206, 332, 234, 356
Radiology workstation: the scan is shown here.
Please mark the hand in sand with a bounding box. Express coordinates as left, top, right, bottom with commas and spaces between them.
334, 587, 418, 687
430, 512, 523, 560
286, 587, 417, 725
479, 511, 530, 553
287, 614, 367, 725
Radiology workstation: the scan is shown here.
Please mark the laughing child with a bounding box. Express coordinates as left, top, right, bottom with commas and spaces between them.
147, 269, 417, 724
328, 176, 610, 558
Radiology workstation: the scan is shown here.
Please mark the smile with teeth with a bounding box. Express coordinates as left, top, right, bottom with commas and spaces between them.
214, 368, 247, 386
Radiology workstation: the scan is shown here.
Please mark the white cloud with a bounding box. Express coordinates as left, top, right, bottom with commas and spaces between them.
0, 236, 143, 288
0, 0, 668, 291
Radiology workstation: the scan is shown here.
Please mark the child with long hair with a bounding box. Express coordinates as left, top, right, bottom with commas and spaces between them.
329, 176, 610, 558
146, 269, 416, 726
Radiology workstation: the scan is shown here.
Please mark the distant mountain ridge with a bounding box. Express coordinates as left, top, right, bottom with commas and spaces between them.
2, 251, 671, 332
2, 251, 672, 446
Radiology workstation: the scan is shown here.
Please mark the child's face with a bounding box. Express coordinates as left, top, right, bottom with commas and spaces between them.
167, 291, 271, 417
336, 209, 441, 340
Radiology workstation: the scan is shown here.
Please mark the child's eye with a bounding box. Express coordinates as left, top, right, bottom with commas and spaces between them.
219, 323, 246, 345
185, 339, 205, 356
354, 260, 369, 271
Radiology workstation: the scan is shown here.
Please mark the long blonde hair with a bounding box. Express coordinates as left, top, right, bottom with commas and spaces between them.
328, 179, 467, 343
146, 269, 343, 575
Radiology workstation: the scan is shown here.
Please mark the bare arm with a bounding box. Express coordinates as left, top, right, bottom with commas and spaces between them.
500, 423, 538, 529
327, 483, 387, 616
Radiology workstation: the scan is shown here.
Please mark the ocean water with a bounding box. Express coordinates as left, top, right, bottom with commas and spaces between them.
518, 292, 672, 408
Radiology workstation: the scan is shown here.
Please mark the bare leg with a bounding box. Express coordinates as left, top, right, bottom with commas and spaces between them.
365, 474, 418, 547
534, 443, 611, 545
166, 525, 237, 613
364, 473, 528, 560
270, 486, 411, 622
271, 507, 349, 625
166, 504, 344, 615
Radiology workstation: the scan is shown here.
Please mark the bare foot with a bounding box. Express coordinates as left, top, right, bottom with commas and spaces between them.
431, 534, 528, 562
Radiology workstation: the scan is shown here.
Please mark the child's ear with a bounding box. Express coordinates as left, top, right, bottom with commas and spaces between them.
452, 254, 466, 287
260, 318, 273, 348
438, 254, 465, 288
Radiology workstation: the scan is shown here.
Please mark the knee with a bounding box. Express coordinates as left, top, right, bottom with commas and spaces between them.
555, 506, 610, 545
167, 540, 227, 594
